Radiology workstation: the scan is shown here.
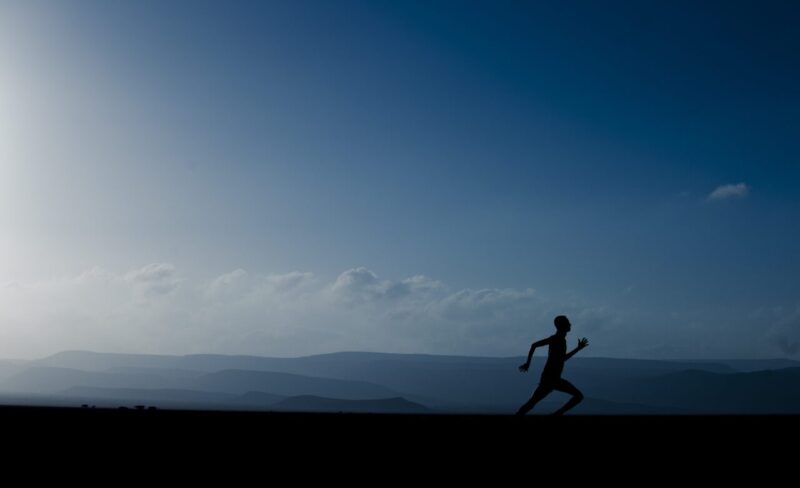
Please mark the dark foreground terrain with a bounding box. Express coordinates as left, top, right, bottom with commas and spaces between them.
2, 405, 793, 474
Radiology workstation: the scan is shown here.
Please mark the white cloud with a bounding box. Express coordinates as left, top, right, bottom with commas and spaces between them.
437, 288, 538, 322
124, 263, 180, 297
206, 269, 315, 302
331, 267, 385, 304
328, 268, 445, 306
0, 264, 618, 359
707, 182, 750, 201
124, 263, 176, 283
266, 271, 315, 292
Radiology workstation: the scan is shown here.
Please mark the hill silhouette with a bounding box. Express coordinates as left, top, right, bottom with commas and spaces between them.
184, 369, 402, 399
61, 386, 286, 410
3, 350, 799, 414
606, 367, 800, 413
2, 367, 173, 393
272, 395, 431, 413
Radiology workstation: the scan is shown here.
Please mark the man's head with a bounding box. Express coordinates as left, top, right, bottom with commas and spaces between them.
554, 315, 571, 333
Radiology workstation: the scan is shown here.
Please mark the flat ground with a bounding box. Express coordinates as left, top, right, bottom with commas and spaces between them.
2, 405, 792, 475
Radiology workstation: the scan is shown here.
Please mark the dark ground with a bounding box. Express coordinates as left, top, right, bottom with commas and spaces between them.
2, 405, 793, 479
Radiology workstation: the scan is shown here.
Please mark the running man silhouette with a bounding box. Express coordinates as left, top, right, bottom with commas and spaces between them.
516, 315, 588, 415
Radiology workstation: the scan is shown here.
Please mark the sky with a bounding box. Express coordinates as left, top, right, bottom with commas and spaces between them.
0, 0, 798, 360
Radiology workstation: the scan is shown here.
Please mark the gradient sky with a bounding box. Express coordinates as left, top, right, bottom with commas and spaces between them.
0, 0, 798, 359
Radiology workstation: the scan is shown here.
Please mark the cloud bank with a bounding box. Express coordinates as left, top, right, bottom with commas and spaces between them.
707, 182, 750, 201
2, 264, 598, 359
2, 264, 790, 360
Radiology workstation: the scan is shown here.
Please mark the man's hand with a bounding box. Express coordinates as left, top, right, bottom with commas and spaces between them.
577, 337, 589, 350
518, 363, 530, 373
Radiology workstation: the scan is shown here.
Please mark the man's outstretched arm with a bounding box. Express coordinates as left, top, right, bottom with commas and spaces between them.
519, 337, 551, 372
565, 337, 589, 361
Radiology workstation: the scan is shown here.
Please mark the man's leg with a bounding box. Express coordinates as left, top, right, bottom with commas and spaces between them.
516, 383, 553, 416
551, 378, 584, 415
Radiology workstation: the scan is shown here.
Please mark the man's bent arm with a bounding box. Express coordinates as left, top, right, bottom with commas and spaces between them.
523, 338, 551, 366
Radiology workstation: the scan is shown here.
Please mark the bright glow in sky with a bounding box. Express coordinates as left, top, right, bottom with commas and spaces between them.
0, 1, 798, 360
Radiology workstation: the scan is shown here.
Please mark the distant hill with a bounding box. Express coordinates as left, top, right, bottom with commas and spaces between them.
0, 365, 405, 404
61, 386, 285, 410
11, 350, 800, 414
0, 360, 28, 382
239, 391, 287, 406
36, 351, 179, 371
609, 367, 800, 413
104, 367, 206, 381
32, 351, 750, 409
272, 395, 431, 414
687, 359, 800, 372
61, 386, 241, 408
1, 367, 175, 394
185, 369, 403, 399
540, 396, 693, 415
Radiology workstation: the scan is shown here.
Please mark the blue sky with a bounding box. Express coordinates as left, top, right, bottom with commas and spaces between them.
0, 1, 798, 359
